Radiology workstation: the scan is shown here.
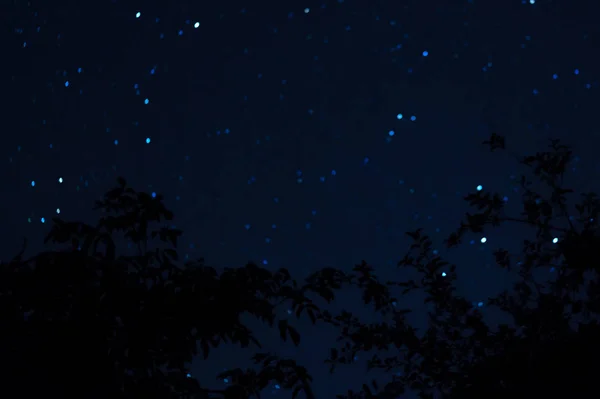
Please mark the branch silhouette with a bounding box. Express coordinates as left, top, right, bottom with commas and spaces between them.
1, 134, 599, 398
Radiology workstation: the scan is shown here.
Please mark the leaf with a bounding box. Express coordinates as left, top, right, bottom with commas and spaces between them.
292, 385, 302, 399
482, 132, 505, 151
330, 348, 338, 361
164, 248, 178, 261
288, 325, 301, 346
278, 320, 301, 346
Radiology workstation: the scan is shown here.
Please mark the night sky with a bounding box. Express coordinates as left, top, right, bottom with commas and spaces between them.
4, 0, 600, 397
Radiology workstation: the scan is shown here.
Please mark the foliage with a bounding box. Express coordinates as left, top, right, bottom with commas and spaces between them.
1, 133, 599, 398
0, 177, 326, 398
323, 133, 600, 398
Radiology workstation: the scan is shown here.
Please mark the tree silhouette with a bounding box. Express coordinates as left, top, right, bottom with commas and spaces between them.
0, 177, 332, 398
1, 133, 599, 398
322, 134, 600, 398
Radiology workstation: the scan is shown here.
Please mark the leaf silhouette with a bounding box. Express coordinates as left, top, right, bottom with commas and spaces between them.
4, 131, 600, 399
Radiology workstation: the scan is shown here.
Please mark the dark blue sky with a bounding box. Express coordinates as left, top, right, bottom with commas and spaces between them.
4, 0, 600, 397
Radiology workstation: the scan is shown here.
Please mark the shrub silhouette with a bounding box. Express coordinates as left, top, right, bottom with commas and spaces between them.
1, 134, 599, 398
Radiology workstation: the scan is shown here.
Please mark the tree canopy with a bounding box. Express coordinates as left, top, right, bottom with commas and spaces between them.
1, 133, 599, 398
